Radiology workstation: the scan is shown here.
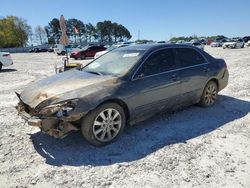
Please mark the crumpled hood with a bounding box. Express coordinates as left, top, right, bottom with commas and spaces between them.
20, 69, 116, 108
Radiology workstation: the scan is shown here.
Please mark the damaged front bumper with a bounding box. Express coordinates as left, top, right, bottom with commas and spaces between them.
16, 99, 80, 138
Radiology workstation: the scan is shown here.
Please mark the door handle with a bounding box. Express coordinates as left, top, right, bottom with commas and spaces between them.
203, 67, 210, 72
171, 74, 178, 81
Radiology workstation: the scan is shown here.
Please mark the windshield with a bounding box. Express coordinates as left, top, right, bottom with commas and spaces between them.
83, 48, 145, 76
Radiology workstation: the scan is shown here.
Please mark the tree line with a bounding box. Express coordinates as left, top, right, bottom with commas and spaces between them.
0, 16, 132, 48
0, 16, 31, 48
44, 18, 132, 45
169, 35, 227, 42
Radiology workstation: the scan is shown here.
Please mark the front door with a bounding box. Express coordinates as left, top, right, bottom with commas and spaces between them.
127, 48, 181, 121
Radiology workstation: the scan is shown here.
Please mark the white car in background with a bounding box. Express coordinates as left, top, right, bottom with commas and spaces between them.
94, 44, 128, 59
211, 41, 222, 47
211, 39, 228, 47
223, 39, 244, 49
0, 52, 13, 71
184, 42, 204, 50
246, 40, 250, 47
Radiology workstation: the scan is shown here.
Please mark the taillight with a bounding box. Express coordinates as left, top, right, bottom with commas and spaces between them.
225, 63, 227, 69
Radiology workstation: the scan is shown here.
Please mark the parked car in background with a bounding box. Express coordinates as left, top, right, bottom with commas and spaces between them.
211, 41, 222, 47
29, 47, 48, 53
29, 47, 39, 53
222, 38, 244, 49
37, 48, 48, 52
243, 36, 250, 43
16, 44, 228, 146
94, 44, 128, 59
70, 45, 106, 59
48, 46, 55, 52
246, 40, 250, 47
185, 42, 204, 50
54, 44, 74, 55
211, 39, 228, 47
0, 52, 13, 71
54, 44, 66, 55
199, 39, 207, 45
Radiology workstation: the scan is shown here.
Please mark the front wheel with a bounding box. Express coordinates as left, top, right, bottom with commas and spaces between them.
199, 81, 218, 107
81, 103, 126, 146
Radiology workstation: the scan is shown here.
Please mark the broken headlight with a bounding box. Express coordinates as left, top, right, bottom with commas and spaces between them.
39, 99, 78, 116
56, 106, 74, 117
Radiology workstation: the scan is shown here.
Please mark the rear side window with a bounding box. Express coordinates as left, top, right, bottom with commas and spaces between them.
137, 49, 177, 77
176, 48, 206, 67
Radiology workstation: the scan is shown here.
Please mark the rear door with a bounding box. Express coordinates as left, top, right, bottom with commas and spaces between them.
127, 48, 181, 119
175, 47, 209, 103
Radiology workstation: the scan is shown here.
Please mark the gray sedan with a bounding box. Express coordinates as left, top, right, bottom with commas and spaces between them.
16, 44, 229, 146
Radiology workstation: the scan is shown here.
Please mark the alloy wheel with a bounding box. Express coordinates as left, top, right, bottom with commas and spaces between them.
204, 84, 217, 106
92, 108, 122, 142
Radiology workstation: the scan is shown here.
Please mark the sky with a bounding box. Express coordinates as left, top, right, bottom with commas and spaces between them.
0, 0, 250, 41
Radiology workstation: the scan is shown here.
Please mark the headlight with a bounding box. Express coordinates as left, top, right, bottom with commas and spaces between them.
39, 99, 78, 116
57, 106, 74, 117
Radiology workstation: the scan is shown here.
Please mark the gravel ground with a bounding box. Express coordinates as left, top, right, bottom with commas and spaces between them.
0, 47, 249, 188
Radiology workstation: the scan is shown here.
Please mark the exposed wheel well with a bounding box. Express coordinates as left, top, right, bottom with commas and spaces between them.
209, 78, 219, 88
99, 99, 130, 121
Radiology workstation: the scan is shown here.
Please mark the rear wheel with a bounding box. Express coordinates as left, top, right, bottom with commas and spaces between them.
81, 103, 126, 146
199, 81, 218, 107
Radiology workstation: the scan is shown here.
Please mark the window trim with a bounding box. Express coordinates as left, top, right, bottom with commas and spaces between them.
132, 46, 209, 81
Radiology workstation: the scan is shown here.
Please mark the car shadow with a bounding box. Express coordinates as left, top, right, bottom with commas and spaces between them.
30, 95, 250, 166
0, 68, 17, 73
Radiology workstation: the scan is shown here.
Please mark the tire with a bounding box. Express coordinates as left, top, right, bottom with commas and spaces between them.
0, 63, 2, 71
81, 103, 126, 147
199, 81, 218, 107
80, 54, 86, 60
61, 51, 66, 55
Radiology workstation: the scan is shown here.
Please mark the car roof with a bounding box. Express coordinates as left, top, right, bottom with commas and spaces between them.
117, 43, 199, 51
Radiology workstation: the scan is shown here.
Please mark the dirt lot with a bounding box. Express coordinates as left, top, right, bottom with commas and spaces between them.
0, 47, 250, 188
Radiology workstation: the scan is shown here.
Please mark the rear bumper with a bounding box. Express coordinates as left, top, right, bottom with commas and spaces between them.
218, 69, 229, 91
